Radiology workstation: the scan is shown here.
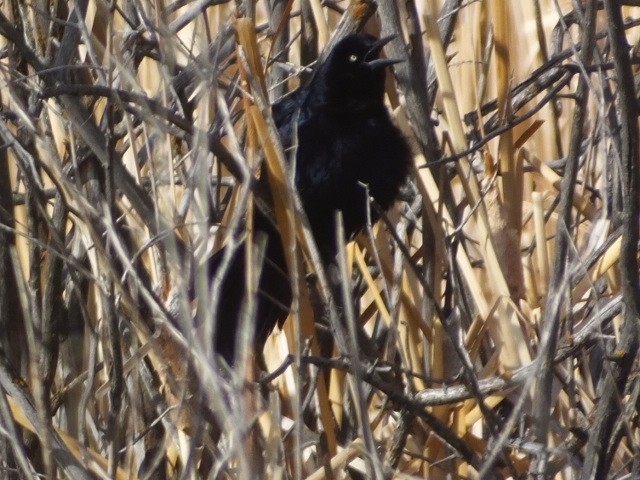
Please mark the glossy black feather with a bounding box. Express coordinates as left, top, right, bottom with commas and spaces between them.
211, 34, 411, 364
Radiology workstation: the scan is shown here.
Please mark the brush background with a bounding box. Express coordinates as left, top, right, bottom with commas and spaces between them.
0, 0, 638, 478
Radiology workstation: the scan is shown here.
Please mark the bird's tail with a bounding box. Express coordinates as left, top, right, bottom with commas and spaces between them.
208, 223, 291, 364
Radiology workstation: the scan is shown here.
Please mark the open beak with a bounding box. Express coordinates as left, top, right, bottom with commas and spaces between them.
366, 57, 403, 69
365, 34, 403, 69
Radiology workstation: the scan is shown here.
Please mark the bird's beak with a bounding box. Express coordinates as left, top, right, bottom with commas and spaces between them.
365, 34, 403, 69
366, 57, 403, 70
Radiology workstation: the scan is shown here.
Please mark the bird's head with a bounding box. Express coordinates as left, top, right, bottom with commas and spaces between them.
315, 34, 401, 111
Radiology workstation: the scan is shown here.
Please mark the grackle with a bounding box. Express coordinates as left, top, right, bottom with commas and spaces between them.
210, 33, 412, 364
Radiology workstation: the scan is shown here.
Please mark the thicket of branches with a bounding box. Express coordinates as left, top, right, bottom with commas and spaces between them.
0, 0, 639, 478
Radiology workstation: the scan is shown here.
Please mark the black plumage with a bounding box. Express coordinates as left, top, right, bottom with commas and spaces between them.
211, 33, 412, 364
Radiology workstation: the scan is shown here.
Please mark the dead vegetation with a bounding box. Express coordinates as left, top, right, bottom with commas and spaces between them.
0, 0, 639, 478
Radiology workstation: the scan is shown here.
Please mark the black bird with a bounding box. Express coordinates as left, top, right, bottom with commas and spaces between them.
210, 33, 412, 364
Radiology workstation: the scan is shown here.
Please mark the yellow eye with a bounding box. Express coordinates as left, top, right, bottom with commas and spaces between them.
349, 54, 358, 62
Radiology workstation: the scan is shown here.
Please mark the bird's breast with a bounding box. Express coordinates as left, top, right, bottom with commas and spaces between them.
292, 110, 410, 242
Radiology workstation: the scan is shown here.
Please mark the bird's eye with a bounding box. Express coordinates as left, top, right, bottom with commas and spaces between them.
349, 54, 358, 62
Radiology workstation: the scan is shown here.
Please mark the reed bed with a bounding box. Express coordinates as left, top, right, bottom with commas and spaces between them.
0, 0, 639, 478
